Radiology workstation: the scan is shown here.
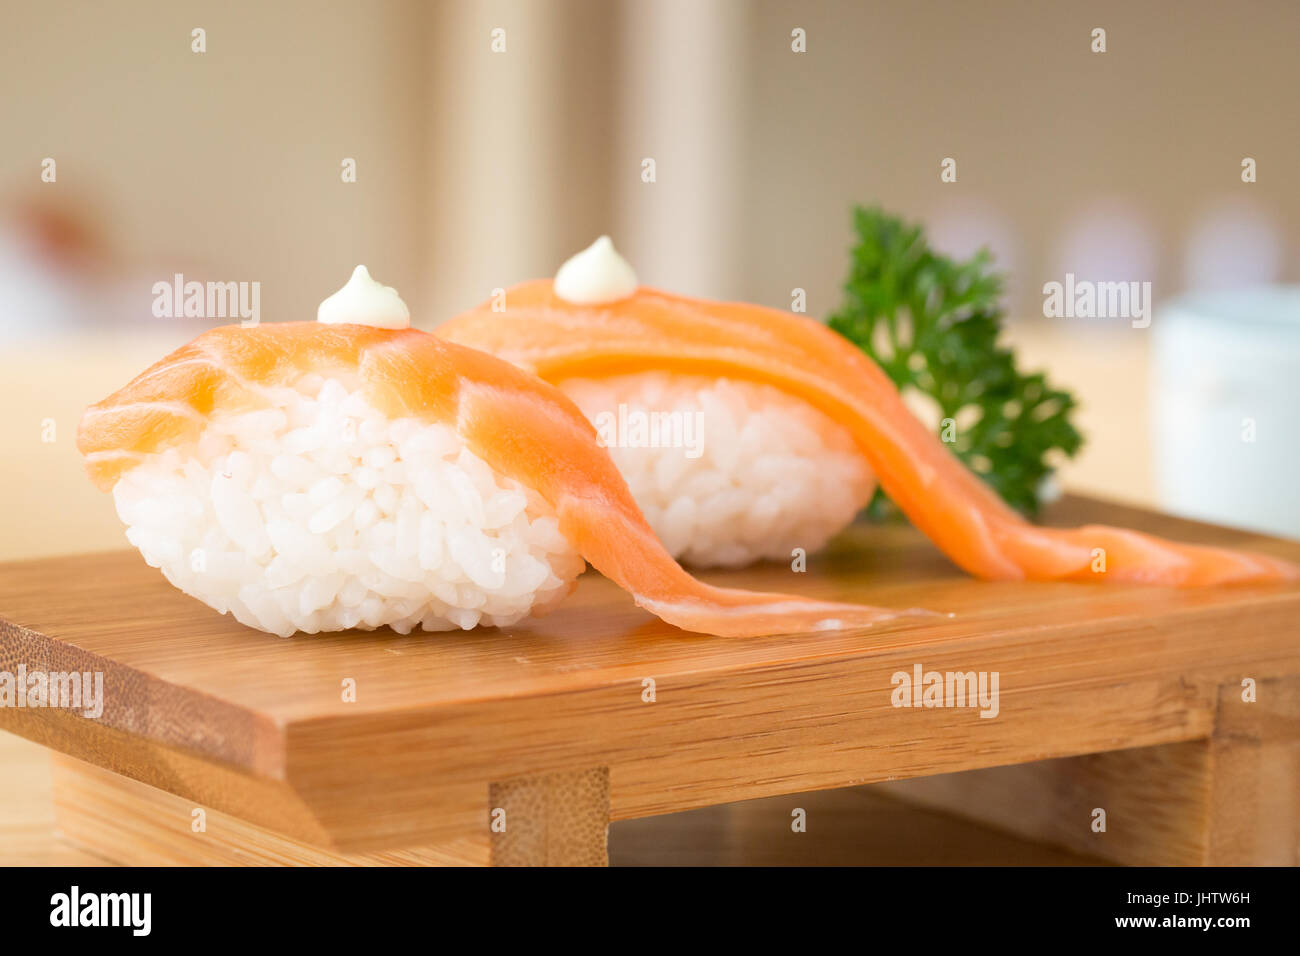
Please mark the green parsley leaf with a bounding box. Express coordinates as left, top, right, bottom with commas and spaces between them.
827, 206, 1083, 518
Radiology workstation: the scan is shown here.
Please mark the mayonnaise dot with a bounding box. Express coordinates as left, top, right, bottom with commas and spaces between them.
553, 236, 638, 305
317, 265, 410, 329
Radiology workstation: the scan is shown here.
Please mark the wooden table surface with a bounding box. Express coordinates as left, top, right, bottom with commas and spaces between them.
1, 495, 1298, 856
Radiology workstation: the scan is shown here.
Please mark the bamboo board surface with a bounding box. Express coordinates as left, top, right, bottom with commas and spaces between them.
2, 495, 1298, 853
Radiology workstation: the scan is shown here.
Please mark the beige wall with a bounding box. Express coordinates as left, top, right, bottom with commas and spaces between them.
2, 0, 1297, 559
2, 0, 428, 321
741, 0, 1300, 312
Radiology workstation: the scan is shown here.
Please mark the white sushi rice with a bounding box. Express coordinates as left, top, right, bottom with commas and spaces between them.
112, 375, 585, 636
558, 372, 875, 568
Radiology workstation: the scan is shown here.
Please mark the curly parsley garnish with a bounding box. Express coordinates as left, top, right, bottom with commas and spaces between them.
828, 206, 1083, 517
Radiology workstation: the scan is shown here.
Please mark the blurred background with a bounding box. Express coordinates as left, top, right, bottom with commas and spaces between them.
2, 0, 1298, 561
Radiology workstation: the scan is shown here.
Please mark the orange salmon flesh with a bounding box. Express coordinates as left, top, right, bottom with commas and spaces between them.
438, 281, 1299, 588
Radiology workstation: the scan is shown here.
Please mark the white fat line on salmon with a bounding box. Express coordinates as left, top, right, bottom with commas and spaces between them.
125, 354, 271, 400
1042, 273, 1152, 328
81, 400, 205, 422
0, 665, 104, 719
152, 273, 261, 327
82, 448, 145, 464
592, 404, 704, 458
891, 664, 999, 719
636, 596, 928, 629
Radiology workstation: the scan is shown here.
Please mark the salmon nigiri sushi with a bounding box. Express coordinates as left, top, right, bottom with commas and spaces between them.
76, 266, 917, 638
438, 238, 1299, 587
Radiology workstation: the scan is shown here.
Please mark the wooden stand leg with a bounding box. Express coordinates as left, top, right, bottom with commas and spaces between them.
49, 755, 613, 866
874, 677, 1300, 865
489, 767, 610, 866
1206, 677, 1300, 864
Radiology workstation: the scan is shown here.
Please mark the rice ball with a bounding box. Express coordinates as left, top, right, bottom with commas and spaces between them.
111, 375, 586, 636
558, 372, 875, 568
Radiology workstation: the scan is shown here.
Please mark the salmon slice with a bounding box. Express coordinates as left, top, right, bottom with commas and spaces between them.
78, 323, 922, 636
438, 281, 1299, 587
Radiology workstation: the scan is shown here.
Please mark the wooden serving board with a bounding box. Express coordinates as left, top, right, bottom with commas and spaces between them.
2, 495, 1298, 865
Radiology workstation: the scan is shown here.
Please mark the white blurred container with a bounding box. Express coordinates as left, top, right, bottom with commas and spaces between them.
1151, 287, 1300, 539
